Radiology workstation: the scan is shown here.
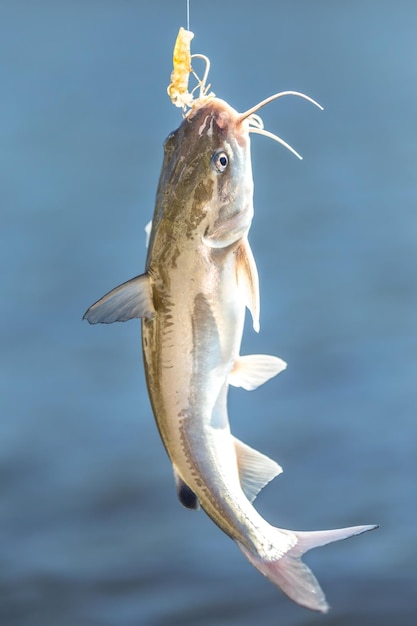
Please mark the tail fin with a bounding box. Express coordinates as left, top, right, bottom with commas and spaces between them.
238, 524, 378, 612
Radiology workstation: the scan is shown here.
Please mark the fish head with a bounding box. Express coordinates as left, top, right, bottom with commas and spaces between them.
154, 98, 254, 249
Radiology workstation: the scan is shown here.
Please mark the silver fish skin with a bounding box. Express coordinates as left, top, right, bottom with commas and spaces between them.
84, 97, 377, 613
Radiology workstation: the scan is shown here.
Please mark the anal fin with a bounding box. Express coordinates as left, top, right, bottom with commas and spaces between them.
234, 436, 282, 502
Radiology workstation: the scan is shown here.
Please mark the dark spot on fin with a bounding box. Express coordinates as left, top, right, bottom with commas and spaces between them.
177, 482, 200, 510
173, 465, 200, 510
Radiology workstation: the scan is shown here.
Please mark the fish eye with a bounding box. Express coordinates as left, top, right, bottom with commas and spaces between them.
212, 151, 229, 173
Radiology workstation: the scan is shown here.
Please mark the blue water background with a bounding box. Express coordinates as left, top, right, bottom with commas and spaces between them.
1, 1, 416, 624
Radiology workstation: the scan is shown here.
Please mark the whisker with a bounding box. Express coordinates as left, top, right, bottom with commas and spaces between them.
249, 127, 303, 160
247, 113, 264, 130
239, 90, 323, 122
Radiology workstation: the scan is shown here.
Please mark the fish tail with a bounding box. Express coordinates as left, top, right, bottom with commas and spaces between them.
237, 523, 377, 612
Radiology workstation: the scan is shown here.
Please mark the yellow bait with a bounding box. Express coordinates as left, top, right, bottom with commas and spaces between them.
167, 26, 213, 112
167, 27, 195, 108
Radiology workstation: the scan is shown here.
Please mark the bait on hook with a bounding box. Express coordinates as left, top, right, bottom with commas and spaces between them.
167, 26, 323, 159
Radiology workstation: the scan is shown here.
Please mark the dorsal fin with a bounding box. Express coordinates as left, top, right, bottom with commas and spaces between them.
235, 238, 260, 332
234, 436, 282, 502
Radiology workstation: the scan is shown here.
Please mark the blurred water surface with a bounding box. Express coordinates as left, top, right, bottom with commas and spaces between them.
1, 1, 416, 624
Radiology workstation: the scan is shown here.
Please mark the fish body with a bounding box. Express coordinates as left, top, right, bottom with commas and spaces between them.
142, 99, 279, 543
84, 96, 376, 612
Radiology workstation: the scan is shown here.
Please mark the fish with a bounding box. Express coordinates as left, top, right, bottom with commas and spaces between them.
83, 27, 377, 613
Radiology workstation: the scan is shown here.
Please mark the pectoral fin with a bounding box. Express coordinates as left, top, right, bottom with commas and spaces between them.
83, 273, 155, 324
235, 238, 260, 332
229, 355, 287, 391
173, 465, 200, 510
234, 437, 283, 502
